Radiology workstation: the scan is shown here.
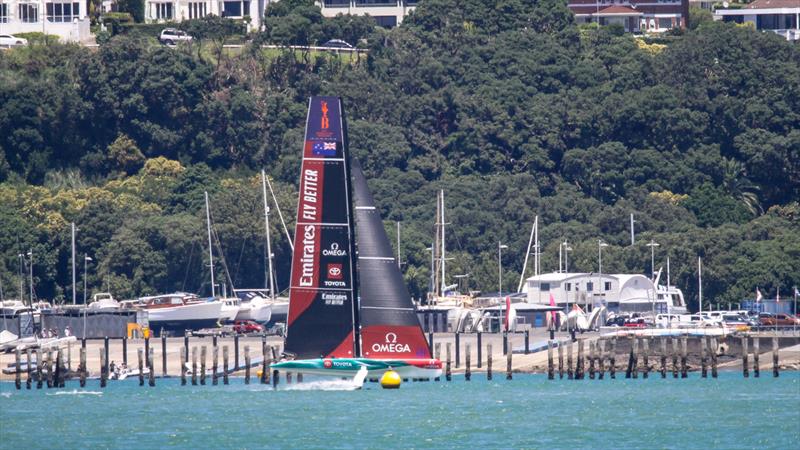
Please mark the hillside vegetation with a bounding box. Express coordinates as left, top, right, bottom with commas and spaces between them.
0, 0, 798, 309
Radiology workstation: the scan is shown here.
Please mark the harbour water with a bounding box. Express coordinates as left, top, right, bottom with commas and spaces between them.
1, 372, 798, 449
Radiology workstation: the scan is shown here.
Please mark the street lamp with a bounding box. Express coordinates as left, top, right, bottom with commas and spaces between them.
646, 239, 660, 280
26, 250, 33, 304
84, 255, 92, 304
563, 241, 573, 273
598, 240, 609, 304
17, 253, 24, 304
453, 274, 470, 294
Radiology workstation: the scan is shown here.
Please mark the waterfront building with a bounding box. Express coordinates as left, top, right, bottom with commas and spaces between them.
715, 0, 800, 41
567, 0, 689, 33
0, 0, 91, 42
523, 271, 687, 314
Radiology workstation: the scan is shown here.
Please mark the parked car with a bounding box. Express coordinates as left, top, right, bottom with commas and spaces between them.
233, 320, 263, 334
322, 39, 353, 49
623, 318, 648, 328
762, 313, 800, 326
0, 34, 28, 48
159, 28, 192, 45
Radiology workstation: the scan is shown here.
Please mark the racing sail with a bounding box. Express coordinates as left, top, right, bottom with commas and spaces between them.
284, 96, 360, 359
352, 160, 432, 359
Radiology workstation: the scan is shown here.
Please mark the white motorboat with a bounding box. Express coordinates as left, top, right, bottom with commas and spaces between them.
133, 293, 223, 334
234, 289, 278, 323
218, 297, 241, 323
87, 293, 121, 311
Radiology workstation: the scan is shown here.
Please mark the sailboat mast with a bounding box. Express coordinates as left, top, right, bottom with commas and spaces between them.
205, 191, 216, 298
396, 221, 401, 269
71, 222, 76, 305
518, 217, 536, 293
440, 190, 446, 297
265, 175, 294, 252
534, 215, 539, 277
262, 170, 276, 300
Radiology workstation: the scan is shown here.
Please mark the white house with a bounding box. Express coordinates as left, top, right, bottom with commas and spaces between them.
715, 0, 800, 41
143, 0, 267, 31
0, 0, 91, 42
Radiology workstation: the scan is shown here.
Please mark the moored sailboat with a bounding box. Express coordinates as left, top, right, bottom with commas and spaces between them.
271, 96, 441, 379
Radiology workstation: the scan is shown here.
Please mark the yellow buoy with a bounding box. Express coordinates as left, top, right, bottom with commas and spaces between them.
380, 369, 401, 389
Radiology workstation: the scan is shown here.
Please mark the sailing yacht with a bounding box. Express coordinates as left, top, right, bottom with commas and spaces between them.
271, 96, 441, 379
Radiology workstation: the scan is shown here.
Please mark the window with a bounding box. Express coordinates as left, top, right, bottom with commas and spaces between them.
222, 1, 249, 17
19, 3, 38, 22
0, 3, 8, 23
586, 282, 594, 292
356, 0, 397, 5
658, 17, 673, 29
540, 283, 550, 292
374, 15, 397, 28
565, 282, 572, 292
604, 282, 612, 291
188, 2, 207, 19
154, 2, 173, 20
324, 0, 350, 6
46, 2, 80, 22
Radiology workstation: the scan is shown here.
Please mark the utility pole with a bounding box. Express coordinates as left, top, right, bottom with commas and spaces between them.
27, 250, 33, 304
261, 170, 275, 300
205, 191, 216, 298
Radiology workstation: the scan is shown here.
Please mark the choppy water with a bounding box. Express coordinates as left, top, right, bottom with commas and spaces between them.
1, 372, 798, 449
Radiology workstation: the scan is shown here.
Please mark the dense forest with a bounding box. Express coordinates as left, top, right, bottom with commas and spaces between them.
0, 0, 798, 311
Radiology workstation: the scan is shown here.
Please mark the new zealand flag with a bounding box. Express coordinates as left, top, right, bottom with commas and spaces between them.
312, 141, 338, 156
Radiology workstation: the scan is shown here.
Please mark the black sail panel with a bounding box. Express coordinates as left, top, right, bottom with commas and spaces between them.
352, 160, 432, 359
285, 97, 358, 359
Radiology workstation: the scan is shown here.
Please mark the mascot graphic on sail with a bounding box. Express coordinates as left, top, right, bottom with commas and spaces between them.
270, 97, 442, 380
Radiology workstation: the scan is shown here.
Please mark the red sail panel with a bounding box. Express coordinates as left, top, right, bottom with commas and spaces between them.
284, 97, 358, 360
361, 325, 432, 359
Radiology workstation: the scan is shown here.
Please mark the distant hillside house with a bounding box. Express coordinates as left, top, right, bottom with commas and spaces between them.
715, 0, 800, 41
568, 0, 689, 33
0, 0, 92, 42
317, 0, 417, 27
144, 0, 265, 30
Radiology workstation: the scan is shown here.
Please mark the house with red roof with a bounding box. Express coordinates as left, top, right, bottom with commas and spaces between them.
568, 0, 690, 33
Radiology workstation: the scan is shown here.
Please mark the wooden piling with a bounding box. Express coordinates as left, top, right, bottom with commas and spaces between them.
588, 341, 595, 380
557, 341, 564, 379
547, 340, 554, 380
223, 346, 229, 385
79, 347, 86, 388
67, 343, 72, 374
487, 344, 493, 381
286, 372, 292, 384
260, 342, 268, 385
445, 343, 452, 381
671, 338, 679, 378
465, 344, 471, 381
477, 332, 483, 369
35, 349, 43, 389
46, 351, 53, 388
434, 342, 441, 381
99, 348, 107, 388
642, 338, 650, 379
598, 339, 605, 380
660, 338, 667, 378
297, 373, 303, 383
711, 337, 718, 378
455, 332, 460, 368
122, 337, 127, 366
144, 337, 150, 369
212, 345, 219, 386
265, 346, 273, 385
742, 336, 749, 378
575, 340, 584, 380
753, 337, 760, 378
14, 349, 21, 390
244, 345, 251, 384
104, 337, 109, 374
626, 339, 636, 379
162, 335, 167, 377
26, 349, 32, 389
234, 334, 240, 371
701, 337, 708, 378
191, 347, 198, 386
609, 339, 617, 379
55, 350, 63, 388
567, 342, 574, 380
148, 347, 155, 387
680, 337, 688, 378
506, 340, 512, 380
138, 348, 144, 386
180, 346, 187, 386
524, 330, 530, 354
772, 337, 779, 378
200, 345, 207, 385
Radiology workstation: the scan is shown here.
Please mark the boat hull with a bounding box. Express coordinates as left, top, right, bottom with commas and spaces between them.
271, 358, 442, 379
145, 301, 223, 334
235, 301, 272, 323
